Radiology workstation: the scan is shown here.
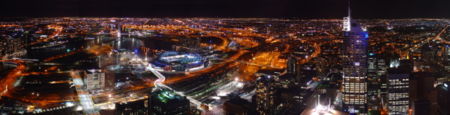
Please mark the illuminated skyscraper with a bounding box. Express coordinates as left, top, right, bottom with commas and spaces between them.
287, 55, 297, 75
341, 1, 369, 114
386, 69, 410, 115
117, 24, 122, 38
255, 75, 278, 115
367, 53, 380, 112
443, 45, 450, 78
437, 81, 450, 115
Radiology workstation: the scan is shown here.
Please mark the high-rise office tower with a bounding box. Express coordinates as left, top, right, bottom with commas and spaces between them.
367, 53, 381, 112
341, 1, 369, 114
410, 72, 437, 115
386, 69, 410, 115
443, 45, 450, 80
437, 81, 449, 115
287, 55, 297, 75
255, 75, 278, 115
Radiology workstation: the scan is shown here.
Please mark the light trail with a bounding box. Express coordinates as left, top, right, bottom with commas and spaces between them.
215, 79, 244, 97
43, 49, 84, 62
0, 60, 25, 98
0, 60, 75, 107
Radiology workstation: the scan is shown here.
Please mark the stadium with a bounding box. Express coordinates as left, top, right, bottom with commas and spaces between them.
151, 51, 207, 72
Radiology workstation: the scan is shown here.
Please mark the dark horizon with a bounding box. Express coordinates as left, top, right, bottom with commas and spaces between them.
1, 0, 450, 18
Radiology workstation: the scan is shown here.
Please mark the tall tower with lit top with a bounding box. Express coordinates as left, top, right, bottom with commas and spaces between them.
341, 0, 369, 114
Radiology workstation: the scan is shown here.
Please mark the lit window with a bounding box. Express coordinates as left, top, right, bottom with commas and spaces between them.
354, 62, 360, 66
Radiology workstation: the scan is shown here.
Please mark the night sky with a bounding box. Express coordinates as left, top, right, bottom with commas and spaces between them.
0, 0, 449, 18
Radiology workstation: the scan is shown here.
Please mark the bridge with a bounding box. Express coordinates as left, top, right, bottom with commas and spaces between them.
145, 64, 205, 110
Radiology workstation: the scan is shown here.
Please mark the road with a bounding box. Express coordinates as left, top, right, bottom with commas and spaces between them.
0, 20, 327, 114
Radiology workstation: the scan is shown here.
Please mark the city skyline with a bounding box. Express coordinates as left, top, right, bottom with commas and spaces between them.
0, 1, 450, 115
1, 0, 450, 18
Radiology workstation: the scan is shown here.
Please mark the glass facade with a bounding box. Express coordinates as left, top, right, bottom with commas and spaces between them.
255, 75, 277, 115
387, 74, 409, 115
342, 15, 369, 113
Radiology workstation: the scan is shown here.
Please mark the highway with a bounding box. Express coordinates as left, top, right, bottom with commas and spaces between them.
0, 19, 329, 114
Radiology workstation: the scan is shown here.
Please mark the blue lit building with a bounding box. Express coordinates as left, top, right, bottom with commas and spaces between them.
151, 51, 206, 72
341, 3, 369, 114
